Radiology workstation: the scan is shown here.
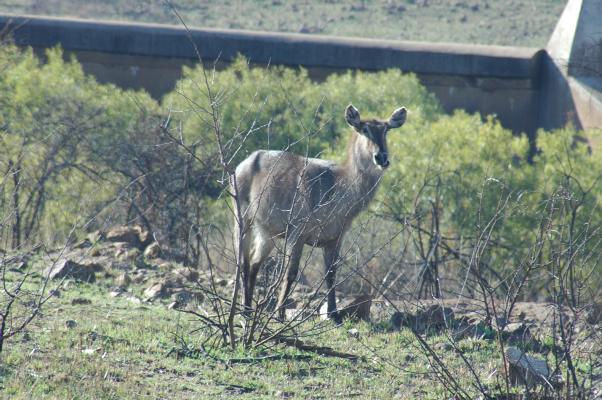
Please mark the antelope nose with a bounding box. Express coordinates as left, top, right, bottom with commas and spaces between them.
374, 152, 389, 168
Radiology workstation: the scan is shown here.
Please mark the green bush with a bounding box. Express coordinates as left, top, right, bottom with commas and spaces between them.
164, 58, 440, 165
0, 46, 159, 244
1, 45, 600, 298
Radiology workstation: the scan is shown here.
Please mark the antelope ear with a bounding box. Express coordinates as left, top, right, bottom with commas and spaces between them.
345, 104, 361, 129
387, 107, 407, 129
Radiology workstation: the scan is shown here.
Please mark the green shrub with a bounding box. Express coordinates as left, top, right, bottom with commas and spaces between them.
164, 58, 441, 165
1, 45, 600, 297
0, 46, 159, 244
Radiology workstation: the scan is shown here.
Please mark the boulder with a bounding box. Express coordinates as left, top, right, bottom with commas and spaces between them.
106, 226, 144, 249
171, 289, 204, 305
338, 294, 372, 322
176, 267, 200, 283
390, 311, 415, 330
43, 259, 102, 282
502, 322, 533, 345
143, 242, 161, 259
505, 346, 551, 388
415, 305, 455, 330
143, 282, 168, 300
115, 272, 131, 288
86, 230, 105, 244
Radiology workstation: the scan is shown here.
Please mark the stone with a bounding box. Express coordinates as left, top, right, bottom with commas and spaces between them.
348, 328, 360, 339
116, 247, 141, 263
126, 295, 142, 304
144, 282, 167, 300
73, 238, 92, 249
65, 320, 77, 329
115, 272, 131, 288
106, 225, 142, 248
143, 242, 161, 259
338, 294, 372, 322
173, 267, 199, 283
86, 230, 105, 244
502, 322, 532, 344
415, 305, 455, 330
435, 342, 453, 352
43, 259, 100, 282
505, 346, 551, 388
171, 289, 203, 305
215, 278, 228, 287
137, 228, 153, 248
390, 311, 415, 330
71, 298, 92, 305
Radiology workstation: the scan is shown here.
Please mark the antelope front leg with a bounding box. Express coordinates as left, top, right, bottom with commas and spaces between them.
323, 240, 342, 323
276, 240, 304, 320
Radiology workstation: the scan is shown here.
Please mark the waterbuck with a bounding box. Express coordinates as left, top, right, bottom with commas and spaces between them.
233, 104, 407, 321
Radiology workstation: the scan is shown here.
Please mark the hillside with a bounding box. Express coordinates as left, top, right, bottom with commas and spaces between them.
0, 0, 566, 47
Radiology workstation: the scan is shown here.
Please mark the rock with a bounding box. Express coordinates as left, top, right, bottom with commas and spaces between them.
71, 298, 92, 305
126, 294, 142, 304
86, 230, 105, 244
390, 311, 414, 330
65, 320, 78, 329
338, 294, 372, 322
116, 247, 141, 263
454, 315, 489, 340
215, 279, 228, 287
505, 346, 551, 388
502, 322, 532, 344
144, 282, 168, 300
415, 305, 455, 330
115, 272, 131, 288
82, 348, 101, 355
109, 289, 124, 298
130, 270, 147, 284
173, 267, 199, 283
171, 289, 203, 305
106, 226, 143, 248
43, 259, 101, 282
348, 328, 360, 338
137, 228, 153, 248
143, 242, 161, 259
73, 239, 92, 249
434, 342, 453, 352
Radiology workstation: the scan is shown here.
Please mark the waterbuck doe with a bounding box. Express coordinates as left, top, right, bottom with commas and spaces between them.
233, 104, 407, 321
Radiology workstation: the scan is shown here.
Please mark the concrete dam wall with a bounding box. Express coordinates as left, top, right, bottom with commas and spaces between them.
1, 0, 600, 140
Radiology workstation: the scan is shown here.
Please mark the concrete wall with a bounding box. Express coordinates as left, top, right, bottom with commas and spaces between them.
1, 10, 598, 140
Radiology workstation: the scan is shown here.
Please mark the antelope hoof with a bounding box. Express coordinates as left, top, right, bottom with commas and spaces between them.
329, 311, 342, 325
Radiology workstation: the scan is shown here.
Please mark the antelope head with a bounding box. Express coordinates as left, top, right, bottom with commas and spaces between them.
345, 104, 407, 170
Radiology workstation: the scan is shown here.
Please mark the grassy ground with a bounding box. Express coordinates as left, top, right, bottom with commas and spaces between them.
0, 276, 491, 399
1, 264, 599, 399
0, 0, 567, 47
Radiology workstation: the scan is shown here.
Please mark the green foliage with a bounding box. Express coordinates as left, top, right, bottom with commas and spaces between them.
0, 45, 159, 244
165, 57, 440, 166
1, 44, 600, 296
